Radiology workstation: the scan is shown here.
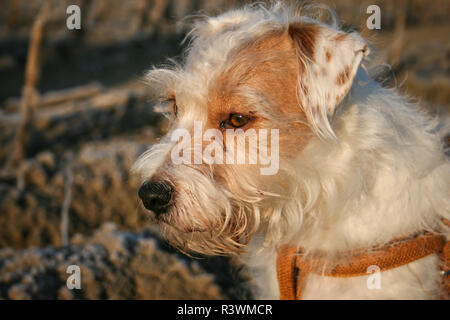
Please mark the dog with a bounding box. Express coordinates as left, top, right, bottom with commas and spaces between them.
132, 2, 450, 299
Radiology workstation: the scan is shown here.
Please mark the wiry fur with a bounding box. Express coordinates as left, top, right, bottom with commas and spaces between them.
133, 2, 450, 299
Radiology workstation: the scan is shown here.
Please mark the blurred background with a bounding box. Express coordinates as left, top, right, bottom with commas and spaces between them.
0, 0, 449, 299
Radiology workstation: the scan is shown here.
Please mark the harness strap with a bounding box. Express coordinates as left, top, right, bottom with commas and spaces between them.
276, 246, 298, 300
277, 233, 446, 299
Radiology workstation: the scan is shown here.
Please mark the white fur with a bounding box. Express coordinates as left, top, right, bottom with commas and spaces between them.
133, 2, 450, 299
246, 75, 450, 299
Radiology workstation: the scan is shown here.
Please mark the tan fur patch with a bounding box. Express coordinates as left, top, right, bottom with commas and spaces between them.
288, 23, 320, 70
208, 28, 314, 158
336, 65, 351, 86
325, 49, 332, 62
335, 93, 345, 104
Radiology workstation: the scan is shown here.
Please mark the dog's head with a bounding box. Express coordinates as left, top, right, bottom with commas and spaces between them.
132, 3, 369, 255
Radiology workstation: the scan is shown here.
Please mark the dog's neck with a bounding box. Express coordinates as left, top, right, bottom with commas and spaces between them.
283, 76, 447, 254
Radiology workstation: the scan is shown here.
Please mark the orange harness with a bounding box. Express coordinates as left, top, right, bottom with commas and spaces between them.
276, 233, 450, 299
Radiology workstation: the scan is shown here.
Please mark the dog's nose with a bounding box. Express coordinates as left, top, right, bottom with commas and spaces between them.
138, 181, 173, 215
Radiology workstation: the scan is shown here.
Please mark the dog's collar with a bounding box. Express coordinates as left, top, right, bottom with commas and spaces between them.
276, 232, 448, 299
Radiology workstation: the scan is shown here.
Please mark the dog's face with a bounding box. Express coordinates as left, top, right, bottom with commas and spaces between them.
133, 7, 368, 255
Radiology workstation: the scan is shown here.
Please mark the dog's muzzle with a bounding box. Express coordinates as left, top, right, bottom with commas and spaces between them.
138, 181, 173, 216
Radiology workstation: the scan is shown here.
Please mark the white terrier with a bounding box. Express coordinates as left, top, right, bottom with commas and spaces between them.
133, 3, 450, 299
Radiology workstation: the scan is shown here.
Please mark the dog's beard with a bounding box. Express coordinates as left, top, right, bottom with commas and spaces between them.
154, 164, 264, 255
159, 207, 257, 256
135, 142, 302, 255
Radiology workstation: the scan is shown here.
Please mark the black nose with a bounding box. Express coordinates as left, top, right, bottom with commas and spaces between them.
138, 181, 173, 215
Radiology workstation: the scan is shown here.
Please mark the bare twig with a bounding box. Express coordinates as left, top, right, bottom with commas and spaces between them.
4, 82, 104, 112
61, 152, 74, 246
5, 1, 51, 172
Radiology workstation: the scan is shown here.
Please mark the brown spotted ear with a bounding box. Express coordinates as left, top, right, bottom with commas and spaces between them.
288, 23, 369, 138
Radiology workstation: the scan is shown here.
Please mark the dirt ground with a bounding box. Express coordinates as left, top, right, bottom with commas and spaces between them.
0, 0, 449, 299
0, 223, 252, 299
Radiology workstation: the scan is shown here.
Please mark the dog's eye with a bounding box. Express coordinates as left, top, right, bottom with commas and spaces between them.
172, 101, 178, 117
220, 113, 252, 130
161, 93, 177, 118
228, 114, 249, 128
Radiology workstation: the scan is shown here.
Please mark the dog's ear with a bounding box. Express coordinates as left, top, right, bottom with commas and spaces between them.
288, 23, 369, 138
